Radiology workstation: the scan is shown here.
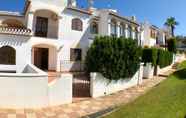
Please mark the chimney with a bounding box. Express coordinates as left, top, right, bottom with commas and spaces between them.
88, 0, 94, 12
68, 0, 76, 7
131, 16, 136, 21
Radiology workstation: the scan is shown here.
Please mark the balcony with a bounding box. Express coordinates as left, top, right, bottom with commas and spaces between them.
0, 26, 32, 36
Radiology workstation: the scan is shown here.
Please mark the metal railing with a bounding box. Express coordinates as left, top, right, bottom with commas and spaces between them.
60, 60, 85, 72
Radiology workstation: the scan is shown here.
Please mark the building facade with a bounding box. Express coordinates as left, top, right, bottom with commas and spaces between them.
141, 21, 169, 48
0, 0, 168, 73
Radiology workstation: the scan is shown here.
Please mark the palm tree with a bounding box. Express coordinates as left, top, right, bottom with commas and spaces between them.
164, 17, 179, 37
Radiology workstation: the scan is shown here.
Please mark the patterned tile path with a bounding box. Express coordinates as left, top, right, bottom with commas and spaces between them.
0, 68, 175, 118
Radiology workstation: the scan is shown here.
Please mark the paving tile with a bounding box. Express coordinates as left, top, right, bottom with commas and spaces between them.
16, 114, 26, 118
0, 113, 7, 118
26, 113, 37, 118
7, 114, 16, 118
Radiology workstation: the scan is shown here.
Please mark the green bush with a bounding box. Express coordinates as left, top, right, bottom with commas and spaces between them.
142, 48, 173, 68
157, 49, 173, 68
167, 38, 177, 53
85, 36, 141, 81
142, 48, 158, 66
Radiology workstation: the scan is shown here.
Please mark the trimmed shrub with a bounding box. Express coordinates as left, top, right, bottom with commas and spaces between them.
167, 38, 177, 53
142, 48, 158, 66
85, 36, 141, 81
157, 49, 173, 68
142, 48, 173, 68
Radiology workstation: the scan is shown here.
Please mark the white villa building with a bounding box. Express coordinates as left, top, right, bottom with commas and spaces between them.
141, 21, 170, 48
0, 0, 143, 73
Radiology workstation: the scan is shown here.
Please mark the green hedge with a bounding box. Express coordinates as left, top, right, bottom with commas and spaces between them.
157, 49, 173, 68
167, 38, 177, 53
85, 36, 142, 81
142, 48, 173, 68
142, 48, 158, 66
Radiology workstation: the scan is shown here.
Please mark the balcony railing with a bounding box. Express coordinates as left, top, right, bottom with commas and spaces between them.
0, 26, 32, 36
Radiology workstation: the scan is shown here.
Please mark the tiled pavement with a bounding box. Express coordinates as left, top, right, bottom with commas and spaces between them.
0, 69, 175, 118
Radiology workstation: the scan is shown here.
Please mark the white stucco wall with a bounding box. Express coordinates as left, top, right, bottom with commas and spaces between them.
0, 67, 73, 108
49, 74, 72, 106
30, 0, 68, 8
157, 65, 173, 76
58, 9, 91, 71
0, 73, 48, 108
143, 63, 154, 79
90, 64, 143, 98
0, 34, 31, 73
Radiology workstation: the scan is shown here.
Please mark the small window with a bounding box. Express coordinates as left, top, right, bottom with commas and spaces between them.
0, 46, 16, 65
90, 22, 98, 34
72, 18, 83, 31
70, 48, 82, 61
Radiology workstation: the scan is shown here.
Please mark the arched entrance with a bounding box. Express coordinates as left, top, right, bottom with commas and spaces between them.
0, 46, 16, 65
32, 44, 57, 71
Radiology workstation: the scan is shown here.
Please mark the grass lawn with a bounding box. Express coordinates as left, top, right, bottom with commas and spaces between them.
104, 61, 186, 118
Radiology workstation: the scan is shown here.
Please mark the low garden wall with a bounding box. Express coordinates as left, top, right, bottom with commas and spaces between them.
143, 63, 154, 79
0, 73, 48, 108
49, 74, 72, 106
0, 64, 72, 109
157, 64, 173, 75
90, 64, 143, 98
0, 64, 16, 72
175, 54, 185, 62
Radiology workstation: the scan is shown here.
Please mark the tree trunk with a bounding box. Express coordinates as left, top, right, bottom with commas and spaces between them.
171, 26, 174, 37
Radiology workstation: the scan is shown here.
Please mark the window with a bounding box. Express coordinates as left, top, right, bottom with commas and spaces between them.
120, 24, 126, 37
150, 29, 157, 39
0, 46, 16, 65
134, 27, 138, 40
135, 32, 138, 40
72, 18, 83, 31
35, 17, 48, 37
90, 22, 98, 34
128, 26, 132, 38
70, 48, 82, 61
110, 20, 117, 37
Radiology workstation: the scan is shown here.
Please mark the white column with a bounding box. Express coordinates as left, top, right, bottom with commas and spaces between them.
108, 19, 111, 36
27, 12, 34, 33
58, 16, 63, 39
132, 27, 135, 39
56, 50, 61, 72
117, 22, 120, 38
125, 24, 129, 38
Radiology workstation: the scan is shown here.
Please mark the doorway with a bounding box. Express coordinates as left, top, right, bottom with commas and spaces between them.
34, 48, 49, 70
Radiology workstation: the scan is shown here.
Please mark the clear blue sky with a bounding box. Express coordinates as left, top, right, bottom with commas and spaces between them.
0, 0, 185, 35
